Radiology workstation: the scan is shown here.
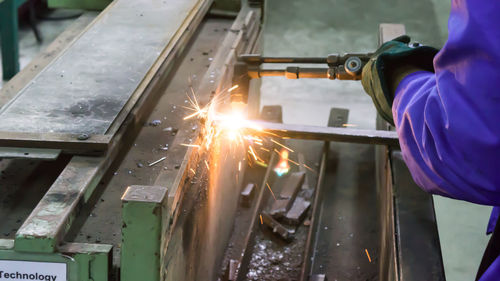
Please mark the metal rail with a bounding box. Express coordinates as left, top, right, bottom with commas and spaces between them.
245, 121, 400, 146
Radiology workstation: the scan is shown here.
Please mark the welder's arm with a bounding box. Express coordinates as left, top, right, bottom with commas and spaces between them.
390, 0, 500, 206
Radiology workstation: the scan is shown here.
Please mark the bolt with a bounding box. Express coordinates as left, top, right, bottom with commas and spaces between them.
77, 134, 89, 140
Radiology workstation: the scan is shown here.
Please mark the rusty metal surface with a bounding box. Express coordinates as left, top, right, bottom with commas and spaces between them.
248, 121, 400, 146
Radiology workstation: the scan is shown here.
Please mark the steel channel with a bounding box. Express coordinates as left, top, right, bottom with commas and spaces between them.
247, 121, 400, 146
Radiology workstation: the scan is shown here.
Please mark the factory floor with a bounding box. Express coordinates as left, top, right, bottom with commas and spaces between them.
0, 1, 492, 280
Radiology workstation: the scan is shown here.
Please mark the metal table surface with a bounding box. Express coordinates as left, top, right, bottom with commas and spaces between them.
0, 0, 204, 135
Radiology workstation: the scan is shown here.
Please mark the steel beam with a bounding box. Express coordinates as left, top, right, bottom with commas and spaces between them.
247, 121, 400, 146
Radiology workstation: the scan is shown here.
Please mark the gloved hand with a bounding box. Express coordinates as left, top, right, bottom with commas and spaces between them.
361, 35, 439, 125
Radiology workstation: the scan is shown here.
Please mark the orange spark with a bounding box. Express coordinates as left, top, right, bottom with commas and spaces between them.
248, 146, 258, 161
259, 215, 263, 225
304, 164, 317, 174
181, 143, 200, 148
271, 139, 294, 152
266, 182, 277, 201
228, 85, 239, 92
343, 123, 357, 127
204, 160, 210, 170
365, 249, 372, 263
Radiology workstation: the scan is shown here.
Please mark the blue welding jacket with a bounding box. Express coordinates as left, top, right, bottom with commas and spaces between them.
392, 0, 500, 279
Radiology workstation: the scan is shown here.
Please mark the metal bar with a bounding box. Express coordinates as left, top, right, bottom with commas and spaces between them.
15, 156, 106, 252
0, 147, 61, 160
300, 141, 329, 281
247, 121, 400, 146
0, 131, 111, 153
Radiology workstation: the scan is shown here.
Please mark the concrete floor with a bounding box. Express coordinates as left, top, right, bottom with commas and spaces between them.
0, 10, 78, 88
0, 2, 493, 281
261, 1, 492, 281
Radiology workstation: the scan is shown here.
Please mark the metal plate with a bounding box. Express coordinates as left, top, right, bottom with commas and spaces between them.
0, 147, 60, 160
0, 0, 204, 136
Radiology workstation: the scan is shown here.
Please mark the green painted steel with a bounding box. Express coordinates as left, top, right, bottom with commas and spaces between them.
60, 243, 112, 281
48, 0, 110, 11
0, 0, 22, 80
14, 236, 56, 253
213, 0, 241, 11
0, 239, 112, 281
121, 185, 168, 281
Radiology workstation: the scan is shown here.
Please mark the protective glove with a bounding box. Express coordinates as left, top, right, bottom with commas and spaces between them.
361, 35, 439, 125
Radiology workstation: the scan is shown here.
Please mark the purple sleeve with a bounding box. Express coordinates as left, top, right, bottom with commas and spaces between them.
392, 0, 500, 205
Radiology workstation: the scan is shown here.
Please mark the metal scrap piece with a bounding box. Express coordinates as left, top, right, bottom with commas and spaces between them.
241, 183, 256, 207
261, 212, 293, 241
284, 197, 311, 225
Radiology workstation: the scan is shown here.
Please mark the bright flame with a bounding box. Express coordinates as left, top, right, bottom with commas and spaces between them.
181, 84, 274, 171
274, 149, 290, 176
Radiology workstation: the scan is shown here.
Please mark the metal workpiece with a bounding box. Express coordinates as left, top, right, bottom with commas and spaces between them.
247, 121, 400, 146
260, 212, 294, 241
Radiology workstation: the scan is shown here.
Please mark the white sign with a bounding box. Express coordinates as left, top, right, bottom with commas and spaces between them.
0, 260, 66, 281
